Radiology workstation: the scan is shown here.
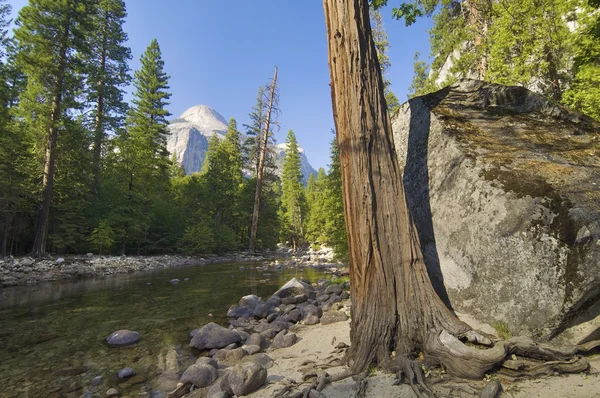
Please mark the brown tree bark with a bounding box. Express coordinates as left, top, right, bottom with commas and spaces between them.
323, 0, 469, 373
323, 0, 597, 384
248, 67, 278, 253
31, 14, 72, 257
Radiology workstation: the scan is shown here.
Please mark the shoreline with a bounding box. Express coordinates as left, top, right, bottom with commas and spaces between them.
0, 247, 347, 288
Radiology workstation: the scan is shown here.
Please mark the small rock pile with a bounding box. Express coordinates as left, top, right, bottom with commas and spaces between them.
172, 277, 351, 397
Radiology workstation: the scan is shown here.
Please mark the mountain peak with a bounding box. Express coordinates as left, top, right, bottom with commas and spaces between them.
176, 105, 228, 133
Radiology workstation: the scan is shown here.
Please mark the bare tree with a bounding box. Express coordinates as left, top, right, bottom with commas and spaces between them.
323, 0, 597, 389
248, 67, 279, 253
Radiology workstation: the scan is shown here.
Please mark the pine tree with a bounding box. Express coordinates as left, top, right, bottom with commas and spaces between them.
323, 135, 348, 260
203, 118, 244, 252
102, 39, 171, 253
86, 0, 131, 193
305, 167, 328, 245
370, 8, 400, 112
279, 129, 305, 251
15, 0, 92, 256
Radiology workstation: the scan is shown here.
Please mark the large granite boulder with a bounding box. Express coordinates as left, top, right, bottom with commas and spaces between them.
190, 322, 242, 350
393, 80, 600, 342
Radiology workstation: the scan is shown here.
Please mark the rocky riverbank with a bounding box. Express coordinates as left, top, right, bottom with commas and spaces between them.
0, 246, 347, 288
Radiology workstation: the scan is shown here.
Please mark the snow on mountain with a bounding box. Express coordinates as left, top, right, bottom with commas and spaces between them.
167, 104, 317, 183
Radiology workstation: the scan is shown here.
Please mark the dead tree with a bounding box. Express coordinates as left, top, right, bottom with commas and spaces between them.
248, 67, 279, 253
323, 0, 598, 383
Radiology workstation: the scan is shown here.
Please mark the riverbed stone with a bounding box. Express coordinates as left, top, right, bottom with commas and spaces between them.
266, 313, 278, 322
225, 347, 247, 362
180, 364, 218, 388
244, 344, 261, 355
341, 291, 350, 300
106, 330, 141, 347
246, 333, 265, 348
106, 388, 119, 397
281, 296, 297, 305
239, 295, 261, 309
169, 279, 180, 285
265, 296, 281, 307
195, 357, 218, 368
316, 294, 330, 304
117, 367, 135, 379
304, 314, 320, 325
284, 304, 296, 314
234, 328, 249, 341
272, 330, 297, 349
324, 284, 342, 295
253, 303, 269, 319
321, 311, 348, 325
260, 329, 277, 340
272, 278, 316, 300
288, 309, 302, 323
228, 363, 267, 396
302, 304, 323, 319
294, 294, 308, 303
190, 322, 241, 350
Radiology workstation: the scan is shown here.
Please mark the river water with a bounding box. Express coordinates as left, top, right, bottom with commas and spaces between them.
0, 261, 326, 398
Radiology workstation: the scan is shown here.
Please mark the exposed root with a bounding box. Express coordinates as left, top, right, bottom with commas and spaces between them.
389, 356, 433, 398
425, 329, 600, 379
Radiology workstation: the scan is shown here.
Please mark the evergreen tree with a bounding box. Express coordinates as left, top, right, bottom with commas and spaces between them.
86, 0, 131, 193
370, 7, 400, 112
323, 135, 348, 260
15, 0, 93, 256
279, 129, 305, 251
305, 167, 328, 245
202, 119, 244, 252
102, 39, 171, 253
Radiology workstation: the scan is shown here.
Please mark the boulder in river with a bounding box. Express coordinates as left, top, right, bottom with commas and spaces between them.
106, 330, 141, 347
190, 322, 242, 350
393, 79, 600, 341
239, 294, 261, 309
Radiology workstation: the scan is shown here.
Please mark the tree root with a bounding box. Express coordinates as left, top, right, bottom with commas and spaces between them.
389, 356, 433, 398
425, 329, 600, 379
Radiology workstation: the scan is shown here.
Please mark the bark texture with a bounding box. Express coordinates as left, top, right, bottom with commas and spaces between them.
323, 0, 468, 373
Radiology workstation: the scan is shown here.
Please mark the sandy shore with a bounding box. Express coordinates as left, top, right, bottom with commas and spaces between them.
244, 312, 600, 397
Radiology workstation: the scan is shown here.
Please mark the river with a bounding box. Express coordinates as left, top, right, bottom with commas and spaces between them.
0, 261, 327, 397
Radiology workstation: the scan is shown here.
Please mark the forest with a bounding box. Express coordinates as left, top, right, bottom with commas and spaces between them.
0, 0, 598, 259
0, 0, 348, 258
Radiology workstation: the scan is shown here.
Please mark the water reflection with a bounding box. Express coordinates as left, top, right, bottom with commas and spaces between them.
0, 261, 325, 397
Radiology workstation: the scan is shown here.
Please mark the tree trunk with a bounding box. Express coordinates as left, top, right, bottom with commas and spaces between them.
93, 11, 109, 195
323, 0, 470, 373
31, 15, 72, 257
323, 0, 598, 383
248, 67, 278, 253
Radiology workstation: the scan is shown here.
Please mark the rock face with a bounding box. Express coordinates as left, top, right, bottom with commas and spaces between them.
392, 80, 600, 341
167, 105, 228, 174
190, 322, 242, 350
167, 104, 316, 182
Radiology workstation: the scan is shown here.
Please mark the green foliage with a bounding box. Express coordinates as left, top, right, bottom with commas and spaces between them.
87, 220, 115, 254
279, 130, 306, 250
370, 8, 400, 112
305, 168, 328, 243
178, 218, 216, 255
409, 51, 439, 97
492, 321, 512, 340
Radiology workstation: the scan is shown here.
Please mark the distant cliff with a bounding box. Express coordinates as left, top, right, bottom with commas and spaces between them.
167, 105, 316, 183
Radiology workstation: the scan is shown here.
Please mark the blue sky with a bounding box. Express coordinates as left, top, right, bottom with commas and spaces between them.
9, 0, 433, 170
